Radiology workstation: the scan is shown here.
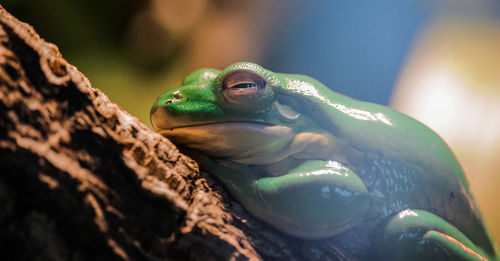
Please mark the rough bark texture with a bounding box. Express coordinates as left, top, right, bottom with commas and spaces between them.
0, 5, 343, 261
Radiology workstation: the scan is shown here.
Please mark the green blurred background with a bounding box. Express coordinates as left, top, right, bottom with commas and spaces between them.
3, 0, 436, 127
4, 0, 500, 244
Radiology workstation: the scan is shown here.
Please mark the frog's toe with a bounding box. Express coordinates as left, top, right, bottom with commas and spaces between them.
375, 209, 493, 261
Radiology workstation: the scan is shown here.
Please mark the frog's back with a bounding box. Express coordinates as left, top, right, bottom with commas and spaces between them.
330, 101, 497, 259
278, 73, 496, 258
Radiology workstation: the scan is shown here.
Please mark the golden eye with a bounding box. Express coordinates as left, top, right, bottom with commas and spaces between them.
228, 82, 258, 89
222, 71, 266, 103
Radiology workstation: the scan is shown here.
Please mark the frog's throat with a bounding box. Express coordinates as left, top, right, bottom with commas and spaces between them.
158, 122, 335, 165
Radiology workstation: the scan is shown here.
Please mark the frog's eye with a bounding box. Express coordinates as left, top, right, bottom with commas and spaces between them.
222, 71, 266, 103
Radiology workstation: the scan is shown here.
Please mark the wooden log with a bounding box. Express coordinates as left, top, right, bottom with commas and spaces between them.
0, 5, 317, 261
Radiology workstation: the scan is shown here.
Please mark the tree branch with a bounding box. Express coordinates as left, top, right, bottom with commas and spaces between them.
0, 5, 326, 261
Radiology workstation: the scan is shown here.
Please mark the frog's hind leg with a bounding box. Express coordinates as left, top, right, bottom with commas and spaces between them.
375, 209, 492, 261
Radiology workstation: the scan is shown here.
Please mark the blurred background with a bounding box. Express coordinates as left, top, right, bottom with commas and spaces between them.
4, 0, 500, 244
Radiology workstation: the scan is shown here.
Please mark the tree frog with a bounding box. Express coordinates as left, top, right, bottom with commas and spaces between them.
151, 62, 498, 260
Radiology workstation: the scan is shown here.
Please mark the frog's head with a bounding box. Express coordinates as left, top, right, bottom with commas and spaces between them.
151, 62, 333, 164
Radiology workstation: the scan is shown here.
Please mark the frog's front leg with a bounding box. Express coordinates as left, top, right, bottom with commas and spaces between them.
256, 160, 369, 239
198, 156, 370, 239
376, 209, 493, 261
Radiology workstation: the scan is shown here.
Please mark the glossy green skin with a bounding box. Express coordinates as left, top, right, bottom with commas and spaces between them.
151, 62, 498, 260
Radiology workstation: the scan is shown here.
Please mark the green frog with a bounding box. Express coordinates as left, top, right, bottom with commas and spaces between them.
151, 62, 498, 260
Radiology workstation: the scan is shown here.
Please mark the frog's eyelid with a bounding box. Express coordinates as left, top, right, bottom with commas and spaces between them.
222, 71, 266, 90
221, 71, 268, 103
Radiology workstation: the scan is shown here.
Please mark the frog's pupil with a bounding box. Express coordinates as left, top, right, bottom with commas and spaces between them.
232, 83, 257, 89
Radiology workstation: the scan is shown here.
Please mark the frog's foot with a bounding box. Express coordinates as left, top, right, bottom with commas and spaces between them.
376, 209, 493, 261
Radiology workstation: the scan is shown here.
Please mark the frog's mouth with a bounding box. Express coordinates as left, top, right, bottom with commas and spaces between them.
157, 122, 298, 164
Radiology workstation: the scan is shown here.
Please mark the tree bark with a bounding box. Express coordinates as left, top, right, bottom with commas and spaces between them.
0, 5, 336, 261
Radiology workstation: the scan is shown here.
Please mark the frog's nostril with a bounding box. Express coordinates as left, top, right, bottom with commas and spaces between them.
173, 91, 183, 100
165, 91, 183, 104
